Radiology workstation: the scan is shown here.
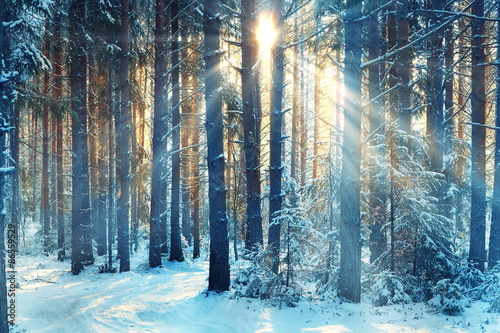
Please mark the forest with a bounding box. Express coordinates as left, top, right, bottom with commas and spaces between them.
1, 0, 500, 331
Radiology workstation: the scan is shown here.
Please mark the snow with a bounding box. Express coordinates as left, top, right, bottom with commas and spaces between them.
11, 250, 500, 333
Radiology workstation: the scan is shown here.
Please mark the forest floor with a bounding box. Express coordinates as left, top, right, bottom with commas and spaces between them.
11, 248, 500, 333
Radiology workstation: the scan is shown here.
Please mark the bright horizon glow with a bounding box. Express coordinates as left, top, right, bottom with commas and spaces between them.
256, 16, 276, 52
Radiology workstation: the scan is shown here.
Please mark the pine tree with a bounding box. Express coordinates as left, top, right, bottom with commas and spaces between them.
117, 0, 131, 273
339, 0, 362, 303
204, 0, 230, 291
469, 0, 487, 272
241, 0, 263, 251
70, 0, 93, 274
268, 0, 285, 275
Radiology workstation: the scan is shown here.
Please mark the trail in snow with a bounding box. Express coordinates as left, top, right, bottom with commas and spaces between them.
13, 250, 500, 333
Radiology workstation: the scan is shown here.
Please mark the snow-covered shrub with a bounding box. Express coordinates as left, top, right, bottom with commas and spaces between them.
468, 265, 500, 301
454, 266, 485, 292
369, 271, 411, 306
487, 294, 500, 313
428, 279, 464, 315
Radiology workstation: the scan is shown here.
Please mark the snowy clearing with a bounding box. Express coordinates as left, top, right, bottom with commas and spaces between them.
12, 251, 500, 333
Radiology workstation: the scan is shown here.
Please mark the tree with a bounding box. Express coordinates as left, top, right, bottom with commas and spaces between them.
70, 0, 93, 274
149, 0, 165, 268
241, 0, 263, 251
204, 0, 230, 291
267, 0, 285, 275
338, 0, 362, 303
169, 0, 184, 263
366, 0, 386, 264
117, 0, 131, 273
489, 1, 500, 269
469, 0, 487, 272
54, 0, 65, 261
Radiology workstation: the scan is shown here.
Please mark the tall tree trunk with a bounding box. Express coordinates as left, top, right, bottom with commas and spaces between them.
54, 1, 64, 259
97, 64, 108, 257
0, 1, 10, 326
489, 2, 500, 269
191, 108, 201, 259
443, 13, 455, 222
488, 2, 500, 269
181, 29, 191, 246
170, 0, 184, 262
291, 18, 298, 182
469, 0, 487, 272
88, 53, 98, 242
267, 0, 284, 275
70, 0, 93, 274
427, 0, 446, 218
367, 5, 386, 264
204, 0, 230, 291
242, 0, 263, 251
42, 46, 50, 251
117, 0, 130, 272
397, 0, 411, 140
149, 0, 165, 267
108, 70, 115, 269
339, 0, 362, 303
0, 122, 9, 332
10, 104, 20, 252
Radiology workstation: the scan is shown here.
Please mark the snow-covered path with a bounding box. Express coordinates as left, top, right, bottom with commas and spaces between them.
13, 252, 500, 333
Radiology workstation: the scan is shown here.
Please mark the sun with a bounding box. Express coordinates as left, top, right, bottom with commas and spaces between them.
256, 16, 276, 51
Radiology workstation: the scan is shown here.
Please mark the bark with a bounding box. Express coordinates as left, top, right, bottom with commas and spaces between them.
108, 70, 115, 269
291, 18, 298, 182
0, 125, 8, 332
204, 0, 230, 291
241, 0, 263, 251
97, 64, 108, 257
267, 0, 284, 275
339, 0, 362, 303
70, 0, 93, 274
367, 5, 386, 264
0, 2, 9, 326
117, 0, 130, 272
10, 105, 19, 253
169, 0, 184, 262
54, 5, 64, 259
469, 0, 487, 272
42, 46, 50, 251
181, 30, 191, 246
489, 1, 500, 269
149, 0, 165, 268
397, 0, 411, 139
88, 53, 99, 240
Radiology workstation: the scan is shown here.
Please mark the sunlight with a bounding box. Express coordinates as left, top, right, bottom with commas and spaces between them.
256, 16, 276, 51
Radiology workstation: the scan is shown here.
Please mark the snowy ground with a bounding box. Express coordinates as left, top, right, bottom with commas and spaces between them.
11, 250, 500, 333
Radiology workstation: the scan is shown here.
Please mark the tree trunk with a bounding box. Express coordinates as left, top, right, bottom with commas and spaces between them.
169, 0, 184, 262
42, 48, 50, 251
70, 0, 93, 274
204, 0, 230, 291
489, 2, 500, 269
339, 0, 362, 303
241, 0, 263, 251
88, 53, 99, 242
267, 0, 284, 275
149, 0, 165, 268
469, 0, 487, 272
181, 29, 192, 246
291, 18, 298, 182
367, 5, 386, 264
97, 64, 108, 257
54, 6, 64, 258
117, 0, 130, 272
108, 69, 115, 269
